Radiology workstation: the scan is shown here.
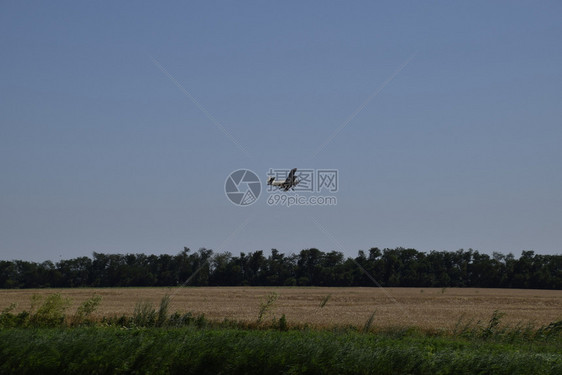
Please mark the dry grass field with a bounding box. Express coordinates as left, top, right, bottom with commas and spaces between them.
1, 287, 560, 331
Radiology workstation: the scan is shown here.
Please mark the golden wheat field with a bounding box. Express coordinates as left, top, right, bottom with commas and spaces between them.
1, 287, 560, 330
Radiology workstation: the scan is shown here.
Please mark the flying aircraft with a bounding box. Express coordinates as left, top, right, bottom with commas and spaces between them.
267, 168, 299, 191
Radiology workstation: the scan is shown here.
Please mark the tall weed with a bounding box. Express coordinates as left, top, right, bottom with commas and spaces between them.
29, 293, 70, 327
257, 292, 278, 323
71, 295, 102, 325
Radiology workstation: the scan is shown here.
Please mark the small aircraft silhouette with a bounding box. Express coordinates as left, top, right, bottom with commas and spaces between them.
267, 168, 299, 191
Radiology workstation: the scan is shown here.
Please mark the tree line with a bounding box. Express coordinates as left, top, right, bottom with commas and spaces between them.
0, 248, 560, 289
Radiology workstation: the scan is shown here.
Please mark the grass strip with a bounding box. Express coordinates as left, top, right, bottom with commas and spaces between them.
0, 327, 561, 375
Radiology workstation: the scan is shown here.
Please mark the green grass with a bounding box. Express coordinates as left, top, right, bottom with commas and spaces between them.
0, 326, 561, 375
0, 293, 561, 374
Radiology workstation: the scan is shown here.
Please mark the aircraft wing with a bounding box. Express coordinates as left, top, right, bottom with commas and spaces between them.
284, 168, 297, 183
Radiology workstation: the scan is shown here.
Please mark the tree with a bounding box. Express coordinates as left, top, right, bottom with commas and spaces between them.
0, 247, 559, 289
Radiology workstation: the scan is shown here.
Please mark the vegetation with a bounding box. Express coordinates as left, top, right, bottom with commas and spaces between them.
1, 326, 560, 375
1, 247, 561, 289
0, 293, 561, 374
257, 292, 278, 323
3, 287, 559, 331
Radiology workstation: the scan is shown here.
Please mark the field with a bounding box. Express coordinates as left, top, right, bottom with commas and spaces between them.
1, 287, 560, 331
2, 326, 561, 375
1, 287, 561, 374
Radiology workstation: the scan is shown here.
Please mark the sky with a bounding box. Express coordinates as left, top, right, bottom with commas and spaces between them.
1, 1, 561, 262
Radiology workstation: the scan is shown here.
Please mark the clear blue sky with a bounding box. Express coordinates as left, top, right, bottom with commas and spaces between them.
1, 1, 561, 261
